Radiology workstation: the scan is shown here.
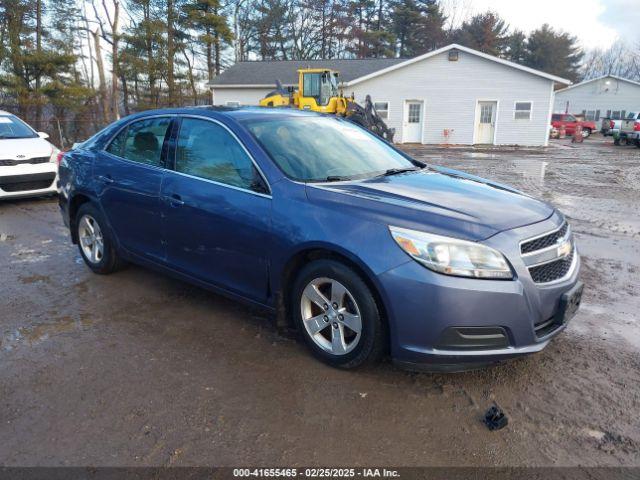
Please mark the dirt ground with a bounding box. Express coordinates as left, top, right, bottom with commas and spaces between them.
0, 137, 639, 467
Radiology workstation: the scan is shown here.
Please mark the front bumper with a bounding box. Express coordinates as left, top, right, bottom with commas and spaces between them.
378, 212, 581, 369
0, 162, 58, 200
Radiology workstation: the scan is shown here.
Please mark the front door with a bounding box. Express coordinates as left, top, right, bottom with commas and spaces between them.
475, 101, 497, 144
403, 101, 423, 143
161, 116, 271, 303
96, 116, 173, 261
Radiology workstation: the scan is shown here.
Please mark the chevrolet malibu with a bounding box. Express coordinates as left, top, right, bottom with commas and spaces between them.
58, 107, 582, 370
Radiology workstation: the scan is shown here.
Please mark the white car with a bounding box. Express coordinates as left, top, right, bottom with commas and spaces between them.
0, 110, 59, 200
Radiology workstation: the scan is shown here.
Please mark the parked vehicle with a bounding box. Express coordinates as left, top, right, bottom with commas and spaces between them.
551, 113, 596, 138
58, 107, 582, 371
616, 112, 640, 147
601, 112, 638, 137
0, 110, 60, 200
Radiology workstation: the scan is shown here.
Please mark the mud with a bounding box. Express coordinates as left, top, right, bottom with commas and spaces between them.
0, 137, 638, 466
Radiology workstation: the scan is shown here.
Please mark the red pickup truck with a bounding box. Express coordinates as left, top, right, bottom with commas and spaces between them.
551, 114, 597, 138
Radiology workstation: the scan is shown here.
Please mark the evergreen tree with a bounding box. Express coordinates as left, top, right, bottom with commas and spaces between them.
524, 24, 583, 81
452, 12, 509, 57
506, 30, 527, 64
390, 0, 445, 58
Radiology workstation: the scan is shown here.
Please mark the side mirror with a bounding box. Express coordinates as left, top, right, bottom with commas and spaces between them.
38, 132, 49, 139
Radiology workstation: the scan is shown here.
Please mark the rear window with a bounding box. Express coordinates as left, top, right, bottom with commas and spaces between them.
0, 115, 37, 139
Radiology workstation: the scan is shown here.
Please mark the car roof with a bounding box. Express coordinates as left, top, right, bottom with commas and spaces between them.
128, 106, 325, 124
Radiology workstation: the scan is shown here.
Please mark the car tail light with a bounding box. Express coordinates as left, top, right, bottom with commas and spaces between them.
610, 120, 615, 129
634, 122, 640, 132
56, 151, 66, 166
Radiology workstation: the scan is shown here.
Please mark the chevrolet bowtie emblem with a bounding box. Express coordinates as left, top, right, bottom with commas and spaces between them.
16, 155, 25, 159
557, 240, 572, 258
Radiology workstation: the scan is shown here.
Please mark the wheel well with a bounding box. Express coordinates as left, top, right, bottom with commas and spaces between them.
69, 194, 92, 243
278, 248, 389, 335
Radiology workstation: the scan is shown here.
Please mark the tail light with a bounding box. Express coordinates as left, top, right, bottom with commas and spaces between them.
610, 120, 615, 129
634, 122, 640, 132
56, 151, 66, 166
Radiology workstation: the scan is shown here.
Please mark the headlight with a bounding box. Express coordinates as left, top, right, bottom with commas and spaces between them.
389, 226, 513, 279
49, 146, 60, 163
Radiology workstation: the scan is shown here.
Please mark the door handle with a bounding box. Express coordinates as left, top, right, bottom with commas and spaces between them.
98, 175, 114, 184
163, 193, 185, 206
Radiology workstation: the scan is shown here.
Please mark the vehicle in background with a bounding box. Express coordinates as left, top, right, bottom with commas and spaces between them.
600, 112, 638, 137
0, 110, 60, 200
58, 107, 582, 371
616, 113, 640, 147
551, 113, 597, 138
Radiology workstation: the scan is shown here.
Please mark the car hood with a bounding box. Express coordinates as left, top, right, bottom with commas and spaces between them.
307, 167, 554, 241
0, 137, 54, 160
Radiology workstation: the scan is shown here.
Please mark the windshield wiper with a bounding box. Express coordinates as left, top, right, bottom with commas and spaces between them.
324, 175, 353, 182
376, 166, 423, 178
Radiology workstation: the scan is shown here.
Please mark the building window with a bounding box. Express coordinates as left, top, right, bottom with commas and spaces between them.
374, 102, 389, 119
612, 111, 621, 120
226, 101, 241, 107
514, 101, 532, 120
595, 110, 600, 121
585, 110, 596, 121
408, 103, 421, 123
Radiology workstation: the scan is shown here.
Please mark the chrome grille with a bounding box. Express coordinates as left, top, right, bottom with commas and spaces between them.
521, 222, 568, 254
529, 250, 574, 283
0, 157, 50, 166
520, 222, 575, 284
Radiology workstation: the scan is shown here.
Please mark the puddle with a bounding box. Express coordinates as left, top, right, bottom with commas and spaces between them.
1, 314, 94, 351
19, 274, 51, 285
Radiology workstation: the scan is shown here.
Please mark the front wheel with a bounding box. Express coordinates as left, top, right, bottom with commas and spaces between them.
581, 128, 591, 138
291, 259, 386, 369
76, 203, 125, 274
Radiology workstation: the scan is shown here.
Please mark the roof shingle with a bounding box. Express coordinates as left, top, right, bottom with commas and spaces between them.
209, 58, 407, 86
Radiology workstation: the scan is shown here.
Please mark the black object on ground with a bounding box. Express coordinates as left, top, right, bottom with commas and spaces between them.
484, 405, 508, 431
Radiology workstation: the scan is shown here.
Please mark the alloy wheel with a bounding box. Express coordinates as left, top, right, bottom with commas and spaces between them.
78, 214, 104, 265
300, 277, 362, 355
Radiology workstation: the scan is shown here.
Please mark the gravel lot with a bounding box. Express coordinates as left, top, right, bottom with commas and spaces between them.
1, 137, 638, 467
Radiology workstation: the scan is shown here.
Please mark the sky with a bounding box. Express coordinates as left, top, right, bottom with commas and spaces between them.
457, 0, 640, 50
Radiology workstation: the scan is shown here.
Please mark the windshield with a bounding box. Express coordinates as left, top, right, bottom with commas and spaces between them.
243, 116, 416, 182
0, 115, 37, 139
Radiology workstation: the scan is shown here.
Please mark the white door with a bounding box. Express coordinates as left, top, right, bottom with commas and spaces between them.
403, 101, 423, 143
475, 101, 497, 144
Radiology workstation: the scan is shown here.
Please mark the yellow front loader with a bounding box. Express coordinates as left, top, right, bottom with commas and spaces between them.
259, 68, 395, 142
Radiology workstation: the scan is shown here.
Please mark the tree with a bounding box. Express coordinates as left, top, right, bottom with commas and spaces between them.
183, 0, 232, 82
451, 12, 509, 57
391, 0, 446, 58
506, 29, 527, 64
525, 24, 583, 81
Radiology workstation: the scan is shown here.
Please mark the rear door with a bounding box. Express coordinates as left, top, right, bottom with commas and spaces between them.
160, 116, 272, 303
95, 116, 173, 261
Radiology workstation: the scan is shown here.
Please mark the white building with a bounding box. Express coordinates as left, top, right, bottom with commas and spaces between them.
210, 44, 570, 146
554, 75, 640, 121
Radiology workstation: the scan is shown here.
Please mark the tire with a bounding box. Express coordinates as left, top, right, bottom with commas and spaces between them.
75, 203, 125, 274
290, 259, 386, 369
581, 128, 591, 138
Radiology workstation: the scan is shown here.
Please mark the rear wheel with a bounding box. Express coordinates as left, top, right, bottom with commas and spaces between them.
76, 203, 124, 274
581, 128, 591, 138
291, 259, 386, 369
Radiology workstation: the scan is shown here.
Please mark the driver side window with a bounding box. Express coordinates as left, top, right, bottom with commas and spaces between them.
175, 118, 267, 194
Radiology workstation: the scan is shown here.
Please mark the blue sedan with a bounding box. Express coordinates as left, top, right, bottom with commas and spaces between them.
58, 107, 582, 370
